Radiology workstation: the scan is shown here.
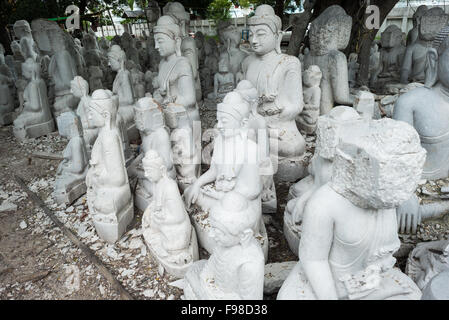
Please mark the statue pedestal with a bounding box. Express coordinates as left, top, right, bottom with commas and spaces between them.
92, 201, 134, 243
0, 112, 14, 126
274, 154, 308, 183
13, 118, 55, 141
54, 180, 87, 206
189, 205, 269, 261
143, 225, 199, 279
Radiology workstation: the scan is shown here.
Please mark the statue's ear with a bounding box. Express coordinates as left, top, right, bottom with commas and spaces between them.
275, 31, 283, 54
175, 37, 182, 57
425, 48, 439, 88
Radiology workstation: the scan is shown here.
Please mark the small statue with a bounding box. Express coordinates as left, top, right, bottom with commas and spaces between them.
296, 65, 322, 134
377, 25, 406, 84
184, 191, 265, 300
120, 32, 140, 67
85, 89, 134, 243
141, 150, 198, 278
200, 38, 219, 96
54, 112, 88, 205
401, 8, 449, 84
126, 60, 146, 99
304, 5, 354, 115
278, 118, 426, 300
217, 20, 247, 79
406, 5, 429, 47
13, 58, 55, 140
205, 54, 235, 108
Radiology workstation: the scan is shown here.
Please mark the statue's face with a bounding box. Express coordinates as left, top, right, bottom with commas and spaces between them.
87, 107, 105, 129
217, 112, 241, 137
223, 27, 240, 46
218, 58, 229, 72
144, 165, 162, 182
381, 29, 402, 49
70, 79, 86, 98
249, 24, 276, 55
154, 33, 176, 57
210, 223, 239, 247
109, 56, 121, 71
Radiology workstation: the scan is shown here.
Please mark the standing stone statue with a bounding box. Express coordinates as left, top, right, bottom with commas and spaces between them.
377, 25, 406, 84
278, 118, 426, 300
304, 5, 354, 115
153, 15, 199, 123
296, 65, 322, 134
85, 90, 134, 243
401, 7, 449, 84
13, 58, 55, 140
183, 192, 264, 300
394, 28, 449, 180
243, 4, 306, 182
54, 112, 88, 205
141, 150, 198, 278
406, 5, 429, 46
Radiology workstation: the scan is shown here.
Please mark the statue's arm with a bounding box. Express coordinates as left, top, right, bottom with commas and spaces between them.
66, 138, 86, 174
392, 94, 415, 126
299, 195, 338, 300
238, 260, 264, 300
100, 134, 127, 187
400, 46, 413, 84
329, 52, 353, 106
279, 61, 303, 119
176, 74, 196, 108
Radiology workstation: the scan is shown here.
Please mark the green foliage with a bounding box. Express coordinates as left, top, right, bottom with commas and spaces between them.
207, 0, 232, 22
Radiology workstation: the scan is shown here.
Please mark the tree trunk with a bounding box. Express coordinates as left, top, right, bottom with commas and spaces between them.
286, 0, 315, 56
275, 0, 285, 21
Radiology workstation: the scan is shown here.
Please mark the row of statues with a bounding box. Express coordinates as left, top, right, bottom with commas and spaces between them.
3, 1, 449, 300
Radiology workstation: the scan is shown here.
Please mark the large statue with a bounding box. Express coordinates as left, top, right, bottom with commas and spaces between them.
13, 58, 55, 140
400, 7, 448, 84
141, 150, 198, 278
377, 25, 406, 84
163, 2, 202, 102
85, 90, 134, 243
183, 192, 264, 300
243, 4, 305, 182
54, 112, 88, 205
278, 118, 426, 300
394, 28, 449, 180
406, 5, 429, 47
153, 15, 199, 123
304, 5, 354, 115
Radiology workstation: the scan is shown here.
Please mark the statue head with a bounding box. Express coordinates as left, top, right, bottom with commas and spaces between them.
163, 1, 189, 36
82, 33, 98, 51
218, 20, 241, 49
120, 32, 133, 50
57, 111, 83, 139
87, 89, 118, 129
217, 91, 250, 137
99, 38, 110, 51
331, 118, 426, 210
413, 5, 429, 28
210, 191, 258, 248
13, 20, 32, 39
108, 45, 126, 71
303, 65, 322, 88
70, 76, 89, 98
154, 15, 182, 57
381, 25, 403, 49
419, 7, 449, 41
248, 5, 282, 55
22, 58, 40, 80
142, 149, 166, 182
134, 97, 164, 133
425, 26, 449, 88
194, 31, 205, 49
309, 5, 352, 55
218, 53, 230, 73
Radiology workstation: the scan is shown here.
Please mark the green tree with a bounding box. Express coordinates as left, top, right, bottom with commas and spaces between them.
207, 0, 233, 21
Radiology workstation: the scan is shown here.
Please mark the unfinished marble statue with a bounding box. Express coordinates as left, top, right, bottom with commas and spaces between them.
85, 89, 134, 243
406, 239, 449, 291
130, 97, 175, 211
184, 191, 264, 300
406, 5, 429, 46
13, 20, 39, 61
120, 32, 140, 68
153, 15, 200, 123
243, 4, 306, 182
13, 58, 55, 140
278, 118, 426, 300
401, 7, 449, 84
304, 5, 354, 115
285, 106, 366, 256
141, 150, 198, 278
108, 45, 138, 142
296, 65, 322, 134
71, 76, 98, 153
347, 53, 359, 88
0, 53, 15, 125
377, 25, 405, 83
163, 2, 202, 102
183, 89, 268, 259
54, 112, 88, 205
394, 30, 449, 180
165, 103, 201, 191
217, 20, 247, 79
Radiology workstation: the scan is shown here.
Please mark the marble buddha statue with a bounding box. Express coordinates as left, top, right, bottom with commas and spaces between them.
85, 89, 134, 243
278, 118, 426, 300
153, 15, 199, 123
296, 65, 322, 134
406, 5, 428, 46
13, 58, 55, 140
243, 4, 305, 182
108, 45, 138, 142
401, 7, 449, 84
207, 53, 235, 103
217, 20, 248, 79
130, 97, 176, 211
378, 25, 405, 83
54, 112, 88, 205
394, 28, 449, 180
163, 2, 202, 102
184, 191, 264, 300
0, 53, 15, 125
304, 5, 354, 115
141, 149, 198, 278
13, 20, 39, 62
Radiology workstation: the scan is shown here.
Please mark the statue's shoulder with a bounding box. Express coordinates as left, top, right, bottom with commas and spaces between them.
175, 56, 193, 74
397, 86, 433, 105
279, 53, 300, 65
242, 54, 256, 71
